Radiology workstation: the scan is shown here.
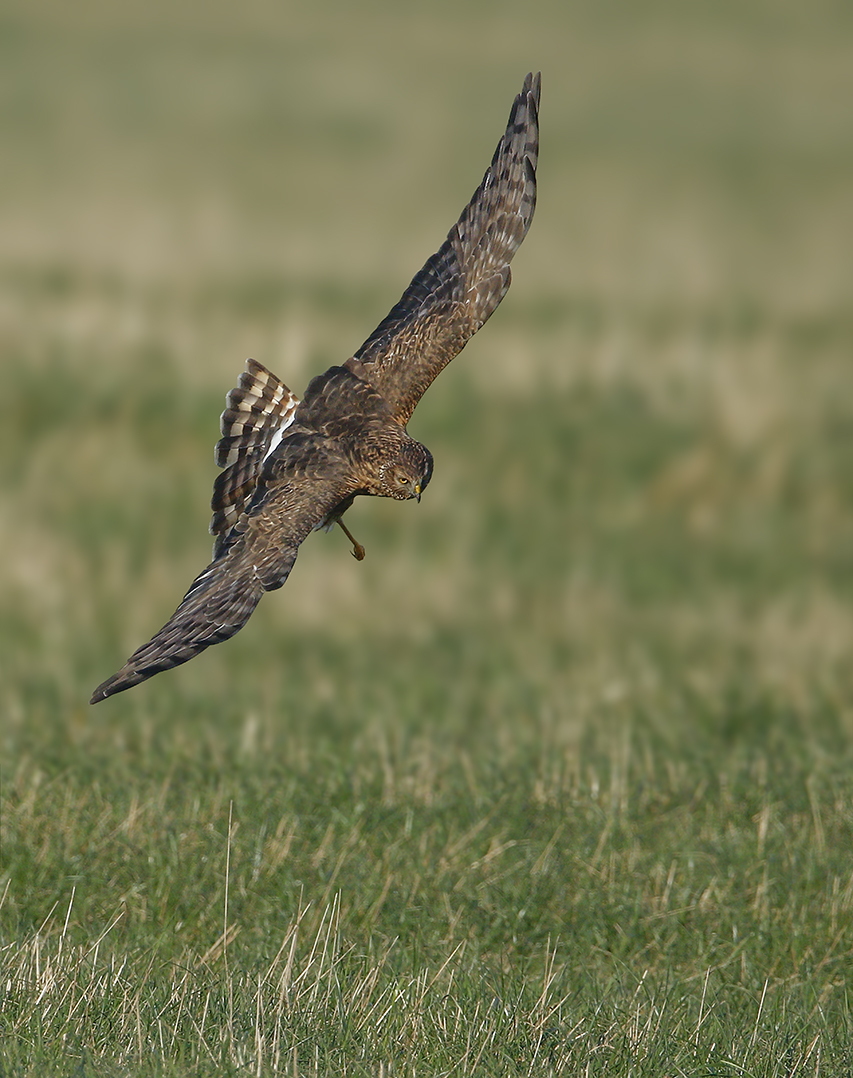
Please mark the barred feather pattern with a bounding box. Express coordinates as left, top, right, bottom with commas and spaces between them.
349, 71, 539, 424
210, 358, 299, 545
88, 547, 274, 703
89, 440, 359, 703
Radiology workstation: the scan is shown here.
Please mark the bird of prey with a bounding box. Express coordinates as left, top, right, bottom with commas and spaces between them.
90, 72, 540, 703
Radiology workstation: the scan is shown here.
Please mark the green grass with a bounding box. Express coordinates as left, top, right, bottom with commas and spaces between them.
3, 0, 853, 1074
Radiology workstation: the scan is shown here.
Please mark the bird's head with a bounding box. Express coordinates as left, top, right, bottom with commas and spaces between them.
379, 441, 433, 502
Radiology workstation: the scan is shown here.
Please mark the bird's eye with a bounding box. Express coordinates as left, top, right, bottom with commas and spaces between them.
397, 474, 408, 485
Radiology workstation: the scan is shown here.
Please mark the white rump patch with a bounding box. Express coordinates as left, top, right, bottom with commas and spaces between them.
261, 410, 298, 463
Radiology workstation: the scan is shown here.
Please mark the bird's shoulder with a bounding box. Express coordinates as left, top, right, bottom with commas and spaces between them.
297, 364, 396, 435
238, 364, 405, 519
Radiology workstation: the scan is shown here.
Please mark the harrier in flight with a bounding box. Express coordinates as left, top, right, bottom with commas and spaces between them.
91, 72, 540, 702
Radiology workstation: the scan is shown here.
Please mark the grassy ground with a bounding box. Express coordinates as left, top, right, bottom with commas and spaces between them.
2, 1, 853, 1074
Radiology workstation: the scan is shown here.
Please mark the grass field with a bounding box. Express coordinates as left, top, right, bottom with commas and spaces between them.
3, 1, 853, 1074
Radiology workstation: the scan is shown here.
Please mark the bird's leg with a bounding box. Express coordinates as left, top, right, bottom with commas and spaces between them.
338, 518, 366, 561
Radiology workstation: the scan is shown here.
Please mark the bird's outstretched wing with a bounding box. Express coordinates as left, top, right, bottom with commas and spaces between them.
90, 436, 354, 703
347, 72, 539, 425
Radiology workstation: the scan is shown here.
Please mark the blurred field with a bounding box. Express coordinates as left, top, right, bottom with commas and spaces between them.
3, 0, 853, 1074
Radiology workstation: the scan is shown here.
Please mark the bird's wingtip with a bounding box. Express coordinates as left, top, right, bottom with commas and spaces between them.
89, 682, 112, 705
523, 71, 542, 105
89, 669, 134, 704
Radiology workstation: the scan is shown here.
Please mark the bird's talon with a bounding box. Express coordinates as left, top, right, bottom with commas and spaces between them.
339, 519, 365, 561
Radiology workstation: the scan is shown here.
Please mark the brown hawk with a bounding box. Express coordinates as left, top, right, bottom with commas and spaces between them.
90, 72, 540, 703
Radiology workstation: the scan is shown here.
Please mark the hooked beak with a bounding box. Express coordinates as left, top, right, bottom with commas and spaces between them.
414, 483, 421, 503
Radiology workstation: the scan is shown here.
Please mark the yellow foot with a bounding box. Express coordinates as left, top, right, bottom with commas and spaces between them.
338, 519, 366, 561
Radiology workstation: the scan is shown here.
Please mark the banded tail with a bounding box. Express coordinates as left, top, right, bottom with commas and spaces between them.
210, 359, 299, 549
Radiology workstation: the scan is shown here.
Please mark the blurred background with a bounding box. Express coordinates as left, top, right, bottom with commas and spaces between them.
3, 0, 852, 722
3, 0, 853, 1065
